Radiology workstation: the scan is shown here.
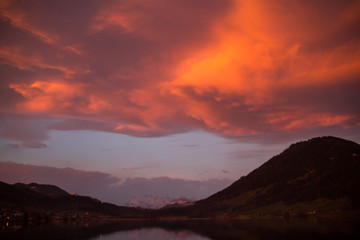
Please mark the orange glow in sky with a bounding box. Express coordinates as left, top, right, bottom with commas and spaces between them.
1, 0, 359, 145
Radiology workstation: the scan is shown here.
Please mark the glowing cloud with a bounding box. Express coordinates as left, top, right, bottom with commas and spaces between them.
0, 0, 359, 143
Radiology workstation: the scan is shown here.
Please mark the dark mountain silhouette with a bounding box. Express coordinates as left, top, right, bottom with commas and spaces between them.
188, 136, 360, 217
0, 181, 147, 220
156, 136, 360, 218
13, 182, 69, 196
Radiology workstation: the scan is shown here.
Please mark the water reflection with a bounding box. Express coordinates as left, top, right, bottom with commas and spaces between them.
1, 218, 360, 240
94, 228, 209, 240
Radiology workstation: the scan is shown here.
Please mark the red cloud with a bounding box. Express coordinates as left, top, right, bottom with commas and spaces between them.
0, 0, 359, 143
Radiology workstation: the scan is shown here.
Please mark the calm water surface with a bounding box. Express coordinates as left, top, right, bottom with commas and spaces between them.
93, 227, 209, 240
1, 218, 360, 240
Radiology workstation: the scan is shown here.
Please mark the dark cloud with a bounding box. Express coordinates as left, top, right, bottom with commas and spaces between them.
0, 162, 232, 205
5, 143, 20, 149
0, 162, 120, 198
0, 66, 25, 111
274, 78, 360, 117
22, 141, 47, 149
4, 142, 47, 149
0, 118, 53, 148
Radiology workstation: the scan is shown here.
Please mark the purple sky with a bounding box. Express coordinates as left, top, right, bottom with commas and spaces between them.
0, 0, 360, 204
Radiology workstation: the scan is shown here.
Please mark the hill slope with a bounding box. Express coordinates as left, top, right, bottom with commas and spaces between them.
13, 182, 69, 196
0, 181, 147, 220
159, 136, 360, 218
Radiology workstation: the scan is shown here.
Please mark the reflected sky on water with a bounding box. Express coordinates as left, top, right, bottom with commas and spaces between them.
93, 227, 209, 240
1, 218, 360, 240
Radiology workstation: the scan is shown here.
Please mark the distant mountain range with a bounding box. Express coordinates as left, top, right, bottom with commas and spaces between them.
126, 196, 194, 209
1, 136, 360, 220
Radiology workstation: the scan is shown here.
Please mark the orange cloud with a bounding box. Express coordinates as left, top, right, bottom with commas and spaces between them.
265, 111, 351, 131
283, 114, 351, 131
0, 47, 76, 76
10, 81, 83, 112
0, 0, 58, 45
92, 4, 139, 34
172, 3, 360, 93
1, 0, 359, 141
161, 0, 360, 135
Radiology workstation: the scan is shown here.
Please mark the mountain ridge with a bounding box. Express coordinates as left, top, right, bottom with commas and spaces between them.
209, 136, 359, 199
186, 136, 360, 217
13, 182, 69, 196
0, 181, 148, 220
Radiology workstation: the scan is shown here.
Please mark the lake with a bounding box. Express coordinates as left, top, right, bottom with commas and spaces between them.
1, 218, 359, 240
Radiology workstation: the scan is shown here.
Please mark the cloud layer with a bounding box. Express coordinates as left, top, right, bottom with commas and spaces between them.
0, 0, 359, 145
0, 162, 232, 205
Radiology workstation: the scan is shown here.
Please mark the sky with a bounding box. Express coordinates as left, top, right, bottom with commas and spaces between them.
0, 0, 360, 205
